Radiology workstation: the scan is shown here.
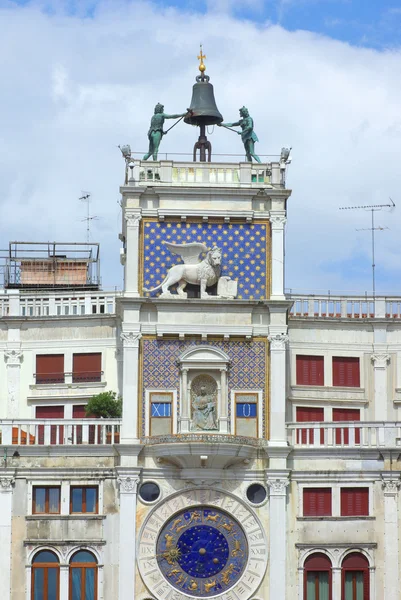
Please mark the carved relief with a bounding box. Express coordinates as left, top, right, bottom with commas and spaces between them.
4, 349, 23, 365
371, 353, 391, 368
270, 215, 287, 229
268, 333, 289, 350
125, 214, 142, 227
190, 375, 218, 432
118, 476, 140, 493
266, 477, 290, 496
120, 332, 142, 347
0, 477, 15, 491
382, 479, 400, 495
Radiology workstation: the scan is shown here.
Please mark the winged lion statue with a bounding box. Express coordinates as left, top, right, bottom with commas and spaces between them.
143, 242, 222, 299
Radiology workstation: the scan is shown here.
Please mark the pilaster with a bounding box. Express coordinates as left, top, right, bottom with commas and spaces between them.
0, 477, 15, 600
270, 214, 286, 299
4, 348, 23, 418
266, 474, 290, 600
120, 331, 141, 442
117, 472, 141, 600
268, 331, 289, 444
371, 352, 390, 420
124, 212, 141, 296
382, 476, 400, 600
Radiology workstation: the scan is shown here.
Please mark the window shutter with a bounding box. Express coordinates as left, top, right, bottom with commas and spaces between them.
296, 356, 324, 386
303, 488, 331, 516
73, 353, 101, 383
296, 407, 324, 444
36, 355, 64, 384
35, 406, 64, 445
341, 488, 369, 516
333, 408, 360, 445
333, 357, 360, 387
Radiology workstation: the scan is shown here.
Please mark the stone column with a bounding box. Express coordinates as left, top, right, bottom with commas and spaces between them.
267, 475, 289, 600
0, 477, 14, 600
180, 368, 190, 433
117, 474, 141, 600
59, 565, 69, 600
268, 332, 288, 444
219, 367, 229, 433
371, 353, 390, 421
332, 567, 342, 599
125, 212, 141, 297
270, 214, 287, 299
4, 349, 22, 418
120, 332, 141, 443
382, 478, 400, 599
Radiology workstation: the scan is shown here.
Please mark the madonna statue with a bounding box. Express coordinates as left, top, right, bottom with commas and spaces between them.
191, 385, 218, 431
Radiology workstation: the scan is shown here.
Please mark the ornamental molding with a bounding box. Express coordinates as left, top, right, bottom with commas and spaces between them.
137, 488, 268, 600
382, 479, 400, 495
118, 476, 140, 494
268, 333, 289, 350
120, 331, 142, 347
0, 477, 15, 491
269, 214, 287, 229
125, 213, 142, 227
371, 353, 391, 368
266, 477, 290, 496
4, 349, 23, 365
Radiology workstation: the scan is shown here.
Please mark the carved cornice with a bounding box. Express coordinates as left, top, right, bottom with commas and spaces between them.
4, 349, 23, 365
125, 213, 142, 228
270, 214, 287, 229
268, 333, 289, 350
120, 331, 142, 347
371, 353, 391, 368
118, 476, 140, 494
0, 477, 15, 491
267, 477, 290, 496
382, 479, 400, 495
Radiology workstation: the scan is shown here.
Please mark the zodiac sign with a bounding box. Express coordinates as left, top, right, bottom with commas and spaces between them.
165, 533, 175, 549
162, 547, 182, 565
221, 520, 235, 533
176, 524, 187, 534
171, 518, 183, 531
221, 564, 235, 585
168, 569, 180, 577
176, 574, 185, 585
206, 512, 219, 522
205, 580, 217, 593
187, 510, 201, 525
231, 539, 243, 557
188, 580, 198, 591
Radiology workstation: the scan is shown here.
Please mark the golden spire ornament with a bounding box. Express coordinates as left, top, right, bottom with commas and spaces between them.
198, 45, 206, 73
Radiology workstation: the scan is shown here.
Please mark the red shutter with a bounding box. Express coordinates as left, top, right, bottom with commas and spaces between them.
340, 488, 369, 516
296, 407, 324, 444
296, 356, 324, 386
35, 406, 64, 445
36, 355, 64, 384
303, 488, 332, 516
72, 353, 101, 383
333, 357, 360, 387
333, 408, 360, 444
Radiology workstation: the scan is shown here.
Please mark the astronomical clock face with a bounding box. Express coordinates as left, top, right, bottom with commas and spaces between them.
156, 507, 248, 597
138, 489, 267, 600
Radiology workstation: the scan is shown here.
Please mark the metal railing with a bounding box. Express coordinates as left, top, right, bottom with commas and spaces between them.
34, 371, 103, 385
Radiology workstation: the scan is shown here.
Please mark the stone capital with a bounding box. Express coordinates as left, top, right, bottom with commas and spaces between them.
268, 333, 289, 350
0, 477, 15, 491
117, 476, 140, 494
125, 213, 142, 228
270, 214, 287, 230
371, 353, 391, 368
266, 476, 290, 496
120, 331, 142, 347
382, 478, 400, 495
4, 349, 23, 365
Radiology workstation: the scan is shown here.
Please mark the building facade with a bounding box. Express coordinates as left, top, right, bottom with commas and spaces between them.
0, 155, 400, 600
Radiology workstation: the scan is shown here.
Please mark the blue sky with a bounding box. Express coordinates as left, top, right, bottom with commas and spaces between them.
1, 0, 401, 293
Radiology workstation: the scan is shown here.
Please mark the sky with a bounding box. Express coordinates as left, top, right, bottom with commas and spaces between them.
1, 0, 401, 294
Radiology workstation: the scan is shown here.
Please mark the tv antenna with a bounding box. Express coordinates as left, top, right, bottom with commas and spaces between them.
339, 198, 395, 298
79, 191, 98, 242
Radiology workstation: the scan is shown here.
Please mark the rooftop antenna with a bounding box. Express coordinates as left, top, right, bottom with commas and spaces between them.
79, 191, 98, 242
339, 198, 395, 298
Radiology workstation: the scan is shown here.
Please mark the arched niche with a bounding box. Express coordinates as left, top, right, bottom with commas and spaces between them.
178, 346, 230, 434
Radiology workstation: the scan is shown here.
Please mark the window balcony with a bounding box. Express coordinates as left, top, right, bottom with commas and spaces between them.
287, 421, 401, 449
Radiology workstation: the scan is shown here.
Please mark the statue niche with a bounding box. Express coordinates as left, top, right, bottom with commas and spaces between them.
190, 375, 218, 431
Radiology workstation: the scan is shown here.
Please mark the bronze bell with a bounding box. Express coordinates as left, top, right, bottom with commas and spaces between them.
184, 77, 223, 127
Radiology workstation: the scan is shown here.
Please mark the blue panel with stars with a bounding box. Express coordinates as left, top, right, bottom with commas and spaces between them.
142, 220, 270, 300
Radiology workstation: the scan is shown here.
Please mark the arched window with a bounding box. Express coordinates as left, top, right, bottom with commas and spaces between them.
69, 550, 97, 600
32, 550, 60, 600
342, 553, 369, 600
304, 553, 332, 600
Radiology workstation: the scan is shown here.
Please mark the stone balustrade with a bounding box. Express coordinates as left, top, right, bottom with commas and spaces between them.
0, 419, 121, 446
288, 294, 401, 319
287, 421, 401, 448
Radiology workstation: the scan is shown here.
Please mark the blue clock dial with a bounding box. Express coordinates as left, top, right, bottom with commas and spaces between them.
156, 507, 248, 597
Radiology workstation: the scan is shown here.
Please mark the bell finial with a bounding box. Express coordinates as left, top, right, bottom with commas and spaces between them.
198, 45, 206, 75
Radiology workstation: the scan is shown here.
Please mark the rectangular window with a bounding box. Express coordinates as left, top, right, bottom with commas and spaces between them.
333, 408, 360, 445
35, 406, 64, 445
35, 354, 64, 384
70, 486, 98, 514
33, 486, 61, 514
296, 407, 324, 445
72, 353, 101, 383
341, 487, 369, 516
296, 356, 324, 386
333, 357, 360, 387
150, 392, 173, 436
303, 488, 332, 516
235, 393, 258, 437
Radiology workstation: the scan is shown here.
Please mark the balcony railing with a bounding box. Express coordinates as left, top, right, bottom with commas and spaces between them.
287, 421, 401, 448
34, 371, 104, 385
0, 419, 121, 446
288, 295, 401, 320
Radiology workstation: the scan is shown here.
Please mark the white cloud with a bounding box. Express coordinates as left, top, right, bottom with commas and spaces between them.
1, 0, 401, 293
